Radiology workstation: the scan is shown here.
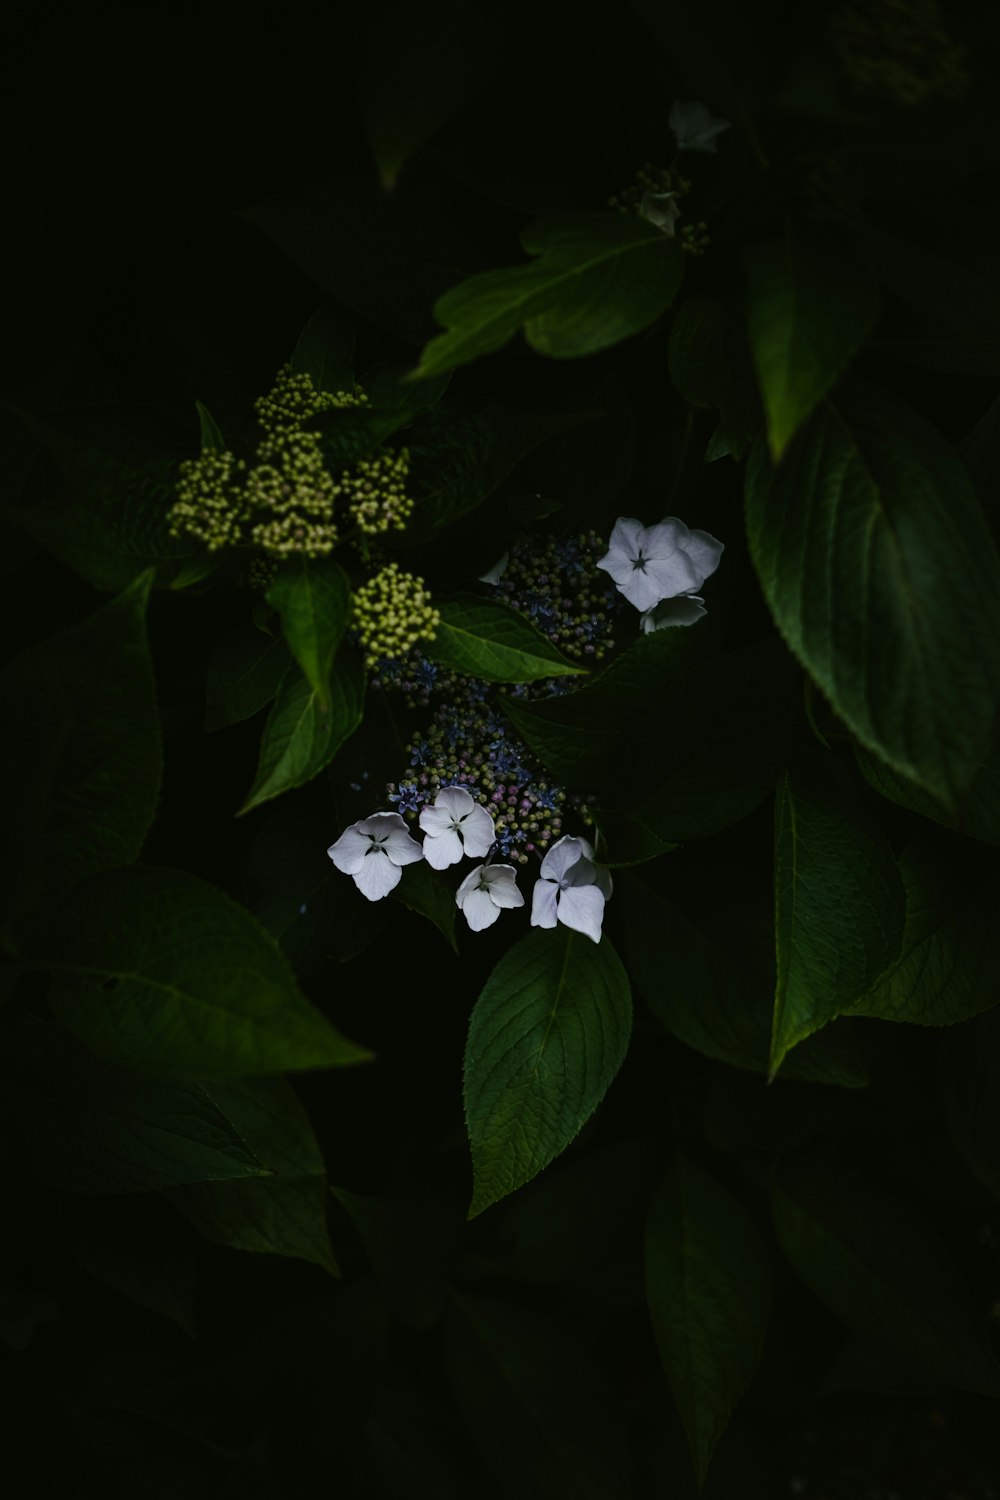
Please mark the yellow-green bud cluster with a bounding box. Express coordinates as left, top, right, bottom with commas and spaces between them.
346, 450, 414, 535
679, 222, 711, 256
254, 365, 368, 435
169, 450, 248, 551
246, 430, 340, 558
608, 163, 691, 216
241, 554, 278, 592
353, 563, 440, 670
827, 0, 969, 107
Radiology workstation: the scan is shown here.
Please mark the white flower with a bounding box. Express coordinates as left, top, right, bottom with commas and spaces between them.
596, 516, 723, 614
639, 190, 681, 237
640, 595, 708, 631
327, 811, 423, 901
668, 100, 731, 154
530, 835, 613, 945
478, 552, 509, 585
455, 863, 524, 931
419, 785, 496, 870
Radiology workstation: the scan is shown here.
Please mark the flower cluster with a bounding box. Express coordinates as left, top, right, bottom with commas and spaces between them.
352, 562, 440, 670
254, 365, 368, 434
484, 530, 620, 663
610, 101, 729, 257
597, 516, 723, 628
245, 428, 341, 558
169, 450, 248, 552
328, 791, 611, 940
346, 450, 413, 534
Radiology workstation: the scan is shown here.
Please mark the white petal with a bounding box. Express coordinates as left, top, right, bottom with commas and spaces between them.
643, 596, 707, 631
530, 879, 559, 928
358, 811, 409, 838
435, 785, 475, 820
539, 835, 590, 884
563, 855, 601, 889
679, 527, 724, 588
598, 552, 642, 589
461, 886, 502, 931
616, 566, 671, 613
556, 884, 607, 943
479, 552, 509, 585
423, 827, 465, 870
460, 802, 497, 859
352, 850, 402, 901
482, 865, 524, 908
456, 866, 485, 904
639, 191, 680, 236
644, 550, 701, 600
327, 825, 370, 876
641, 517, 689, 559
606, 517, 644, 559
419, 803, 455, 836
383, 826, 424, 867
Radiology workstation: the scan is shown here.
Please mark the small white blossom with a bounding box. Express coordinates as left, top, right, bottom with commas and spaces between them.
419, 785, 496, 870
327, 811, 423, 901
597, 516, 723, 615
530, 835, 613, 945
669, 99, 731, 154
639, 190, 681, 236
640, 595, 708, 631
455, 863, 524, 932
478, 552, 509, 585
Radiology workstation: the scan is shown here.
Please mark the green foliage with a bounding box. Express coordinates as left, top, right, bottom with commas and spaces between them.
266, 557, 351, 708
464, 929, 632, 1218
646, 1158, 773, 1486
240, 651, 365, 813
668, 295, 760, 460
204, 622, 291, 731
43, 865, 370, 1076
391, 860, 458, 952
746, 384, 1000, 803
426, 594, 585, 683
415, 214, 684, 378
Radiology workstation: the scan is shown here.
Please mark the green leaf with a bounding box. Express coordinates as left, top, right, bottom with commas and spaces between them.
855, 744, 1000, 849
773, 1161, 1000, 1397
946, 1007, 1000, 1203
668, 296, 759, 461
745, 384, 1000, 803
620, 869, 870, 1089
0, 1020, 266, 1194
43, 865, 370, 1077
464, 929, 632, 1219
414, 213, 684, 379
195, 399, 225, 453
446, 1294, 632, 1500
744, 229, 879, 458
56, 1197, 198, 1335
771, 770, 904, 1078
646, 1158, 773, 1487
170, 1077, 338, 1274
266, 557, 351, 709
204, 623, 290, 732
849, 836, 1000, 1027
391, 860, 458, 953
333, 1187, 462, 1329
291, 303, 356, 393
240, 651, 365, 814
426, 595, 585, 683
0, 571, 161, 946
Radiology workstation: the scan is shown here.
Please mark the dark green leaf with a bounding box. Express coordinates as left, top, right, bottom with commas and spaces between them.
646, 1158, 772, 1487
44, 865, 370, 1077
947, 1008, 1000, 1204
204, 623, 290, 732
195, 399, 225, 453
266, 557, 351, 709
0, 1020, 266, 1194
773, 1161, 1000, 1397
668, 296, 759, 461
447, 1294, 632, 1499
391, 860, 458, 953
240, 651, 365, 814
745, 384, 1000, 803
771, 770, 905, 1078
415, 213, 684, 378
855, 744, 1000, 848
333, 1188, 462, 1328
426, 595, 585, 683
171, 1077, 338, 1274
744, 229, 879, 458
0, 571, 161, 945
57, 1197, 198, 1335
291, 303, 356, 393
464, 929, 632, 1218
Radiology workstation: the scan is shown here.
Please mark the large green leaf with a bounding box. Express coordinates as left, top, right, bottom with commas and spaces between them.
620, 869, 870, 1089
414, 213, 684, 378
266, 557, 351, 709
464, 929, 632, 1218
425, 595, 585, 683
855, 744, 1000, 849
667, 296, 759, 461
744, 229, 878, 459
170, 1077, 338, 1274
391, 860, 458, 954
43, 865, 370, 1077
771, 771, 904, 1078
745, 385, 1000, 803
646, 1158, 772, 1487
291, 303, 356, 394
773, 1162, 1000, 1397
446, 1294, 632, 1500
0, 571, 161, 947
240, 651, 365, 814
0, 1020, 266, 1194
849, 836, 1000, 1027
204, 623, 290, 732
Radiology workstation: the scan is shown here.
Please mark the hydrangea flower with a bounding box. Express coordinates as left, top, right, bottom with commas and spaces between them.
639, 190, 682, 236
530, 836, 613, 945
455, 863, 525, 932
597, 516, 723, 615
640, 595, 708, 631
327, 812, 423, 900
668, 100, 731, 154
418, 785, 496, 870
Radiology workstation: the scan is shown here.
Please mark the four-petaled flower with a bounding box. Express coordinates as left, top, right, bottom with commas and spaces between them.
419, 785, 496, 870
455, 863, 525, 931
327, 811, 423, 900
530, 835, 613, 945
669, 100, 731, 154
597, 516, 723, 615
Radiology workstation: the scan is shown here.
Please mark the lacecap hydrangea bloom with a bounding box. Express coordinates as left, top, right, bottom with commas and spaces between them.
597, 516, 723, 622
455, 863, 525, 932
530, 835, 613, 945
419, 786, 496, 870
327, 812, 423, 900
